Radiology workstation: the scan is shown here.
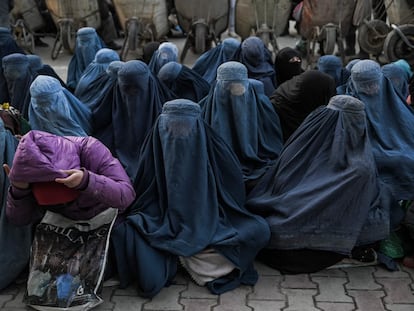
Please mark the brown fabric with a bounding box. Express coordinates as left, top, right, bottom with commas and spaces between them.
299, 0, 356, 38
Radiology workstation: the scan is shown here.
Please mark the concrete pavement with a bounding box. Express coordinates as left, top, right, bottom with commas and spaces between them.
1, 261, 414, 310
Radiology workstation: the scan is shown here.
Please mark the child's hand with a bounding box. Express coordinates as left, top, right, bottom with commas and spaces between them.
2, 164, 30, 189
55, 169, 84, 188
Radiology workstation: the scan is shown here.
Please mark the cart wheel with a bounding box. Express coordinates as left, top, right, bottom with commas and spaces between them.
194, 23, 207, 54
384, 24, 414, 65
358, 20, 390, 55
320, 25, 336, 55
61, 21, 75, 53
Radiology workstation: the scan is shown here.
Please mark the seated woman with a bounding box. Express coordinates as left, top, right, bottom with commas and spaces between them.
246, 95, 392, 273
200, 61, 283, 192
2, 53, 34, 119
234, 36, 276, 97
66, 27, 105, 91
157, 61, 210, 102
317, 55, 350, 88
192, 37, 240, 84
109, 60, 175, 182
0, 118, 32, 291
274, 47, 304, 87
346, 59, 414, 201
74, 48, 120, 98
28, 75, 92, 137
3, 130, 136, 288
270, 70, 336, 142
147, 41, 179, 75
112, 99, 270, 298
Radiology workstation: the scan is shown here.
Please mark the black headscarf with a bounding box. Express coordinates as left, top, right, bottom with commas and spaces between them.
270, 70, 336, 142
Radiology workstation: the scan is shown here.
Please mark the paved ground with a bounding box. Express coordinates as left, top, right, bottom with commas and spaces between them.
1, 261, 414, 311
2, 24, 414, 311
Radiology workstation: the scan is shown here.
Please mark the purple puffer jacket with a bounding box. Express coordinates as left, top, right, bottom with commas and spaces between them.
6, 130, 136, 226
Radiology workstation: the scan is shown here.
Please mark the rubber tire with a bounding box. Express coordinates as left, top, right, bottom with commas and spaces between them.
194, 23, 207, 54
358, 20, 390, 55
384, 24, 414, 65
61, 23, 75, 54
321, 27, 336, 55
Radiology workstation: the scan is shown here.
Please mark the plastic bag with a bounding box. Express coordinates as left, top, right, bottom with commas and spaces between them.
24, 208, 118, 311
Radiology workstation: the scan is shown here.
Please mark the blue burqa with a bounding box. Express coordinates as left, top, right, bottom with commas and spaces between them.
234, 36, 276, 97
157, 61, 210, 102
318, 55, 350, 87
200, 61, 283, 188
88, 61, 125, 149
0, 27, 25, 105
112, 99, 270, 297
346, 59, 414, 200
112, 60, 175, 182
381, 62, 410, 100
0, 119, 32, 290
28, 75, 92, 136
246, 95, 391, 254
2, 53, 34, 119
74, 48, 120, 98
192, 37, 240, 84
148, 42, 179, 75
66, 27, 105, 91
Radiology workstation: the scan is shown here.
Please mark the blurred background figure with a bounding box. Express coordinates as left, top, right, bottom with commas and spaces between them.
0, 0, 13, 28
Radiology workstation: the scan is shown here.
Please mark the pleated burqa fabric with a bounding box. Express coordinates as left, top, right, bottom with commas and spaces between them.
74, 48, 120, 98
148, 42, 179, 75
111, 99, 270, 297
246, 95, 391, 255
29, 75, 92, 136
66, 27, 104, 91
0, 119, 32, 290
200, 61, 283, 189
346, 59, 414, 200
2, 53, 34, 119
192, 37, 240, 84
112, 60, 175, 181
157, 61, 210, 102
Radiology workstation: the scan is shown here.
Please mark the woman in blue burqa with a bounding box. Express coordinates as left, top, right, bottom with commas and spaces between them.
66, 27, 105, 91
0, 27, 25, 105
200, 61, 283, 193
246, 95, 392, 274
0, 118, 32, 290
157, 61, 210, 102
192, 37, 240, 84
110, 60, 176, 182
28, 75, 92, 137
2, 53, 34, 119
111, 98, 270, 297
317, 55, 350, 88
345, 59, 414, 201
233, 36, 276, 97
147, 41, 179, 75
74, 48, 120, 98
86, 61, 124, 147
381, 62, 410, 103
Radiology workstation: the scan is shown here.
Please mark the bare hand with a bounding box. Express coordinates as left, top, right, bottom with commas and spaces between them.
55, 169, 84, 188
2, 164, 30, 189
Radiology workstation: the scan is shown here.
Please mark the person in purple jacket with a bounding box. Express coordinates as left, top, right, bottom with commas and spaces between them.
3, 130, 136, 281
